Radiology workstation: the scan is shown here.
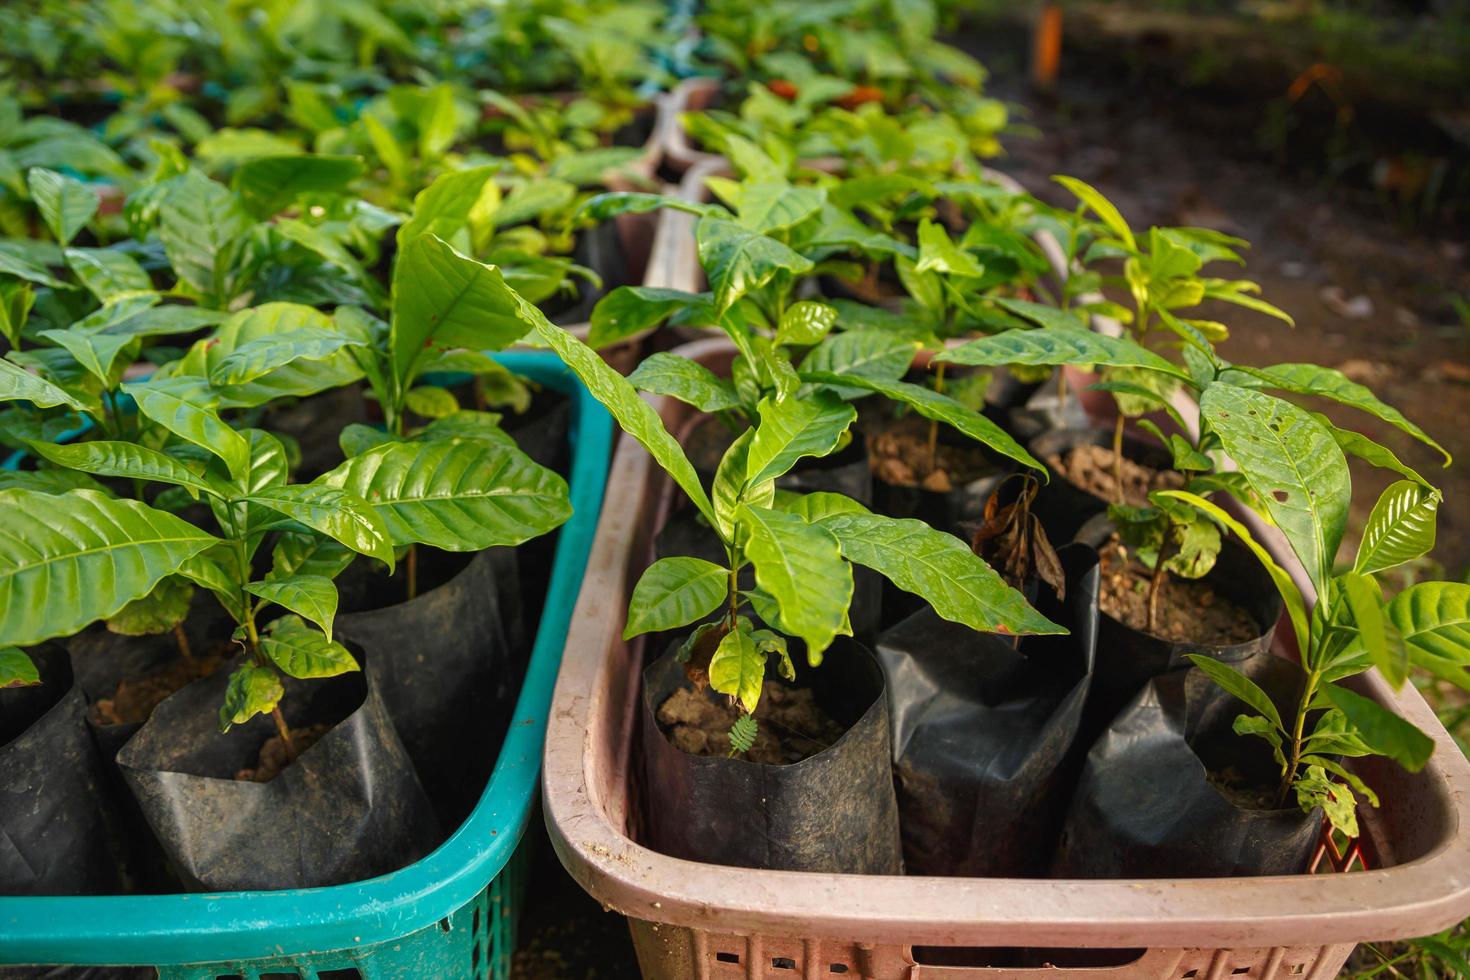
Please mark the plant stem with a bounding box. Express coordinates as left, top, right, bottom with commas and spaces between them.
406, 543, 418, 601
473, 375, 487, 412
1111, 413, 1126, 504
1146, 535, 1175, 634
1275, 668, 1320, 809
270, 706, 296, 758
926, 361, 947, 474
726, 549, 740, 629
173, 623, 193, 662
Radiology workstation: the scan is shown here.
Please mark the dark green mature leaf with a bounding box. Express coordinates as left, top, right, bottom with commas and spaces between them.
576, 191, 716, 223
936, 328, 1187, 382
627, 352, 740, 413
0, 358, 90, 412
1225, 363, 1449, 465
1156, 491, 1310, 655
0, 242, 71, 288
1185, 654, 1283, 730
269, 533, 355, 582
27, 440, 214, 498
624, 557, 729, 639
710, 625, 765, 713
64, 247, 152, 301
0, 489, 220, 647
107, 576, 193, 636
0, 648, 40, 688
245, 485, 395, 568
218, 664, 284, 731
123, 377, 250, 482
745, 393, 856, 487
697, 216, 813, 312
991, 296, 1090, 332
157, 171, 252, 299
260, 615, 358, 679
522, 305, 718, 530
317, 438, 570, 551
1388, 582, 1470, 671
588, 287, 705, 348
1323, 683, 1434, 772
28, 168, 98, 245
737, 503, 851, 662
232, 154, 365, 216
799, 371, 1044, 475
1200, 384, 1349, 601
799, 331, 919, 398
246, 577, 338, 641
209, 330, 365, 387
815, 512, 1063, 636
1355, 481, 1440, 576
390, 234, 525, 387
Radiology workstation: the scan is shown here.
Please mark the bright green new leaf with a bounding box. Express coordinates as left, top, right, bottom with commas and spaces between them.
246, 576, 339, 642
935, 327, 1187, 382
1054, 175, 1135, 250
396, 165, 498, 249
156, 171, 252, 300
123, 377, 251, 482
915, 218, 983, 278
27, 167, 98, 245
208, 330, 366, 387
713, 428, 771, 541
745, 393, 857, 487
588, 287, 706, 348
1339, 572, 1403, 688
1388, 582, 1470, 674
1311, 412, 1429, 487
403, 386, 460, 419
269, 533, 355, 582
1185, 654, 1284, 730
774, 300, 837, 347
260, 615, 359, 680
27, 440, 215, 498
709, 625, 765, 714
815, 512, 1063, 636
624, 556, 729, 639
627, 352, 740, 414
232, 154, 365, 217
245, 485, 395, 569
697, 216, 814, 312
1323, 683, 1434, 772
736, 182, 825, 233
316, 438, 570, 551
0, 489, 219, 647
799, 331, 921, 398
1354, 481, 1440, 577
737, 504, 851, 662
1200, 384, 1349, 603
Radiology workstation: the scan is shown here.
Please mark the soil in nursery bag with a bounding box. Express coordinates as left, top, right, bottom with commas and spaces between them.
0, 646, 120, 895
336, 546, 523, 828
1028, 427, 1180, 543
864, 411, 1012, 532
1052, 654, 1321, 879
639, 636, 903, 874
879, 543, 1100, 878
1076, 514, 1283, 743
117, 656, 439, 891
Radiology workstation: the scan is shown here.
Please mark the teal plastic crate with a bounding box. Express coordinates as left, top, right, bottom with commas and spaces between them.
0, 352, 613, 979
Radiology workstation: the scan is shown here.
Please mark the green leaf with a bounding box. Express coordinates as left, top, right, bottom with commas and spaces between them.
745, 393, 857, 487
0, 468, 106, 495
396, 165, 498, 249
390, 234, 525, 389
179, 302, 363, 409
624, 556, 728, 640
1340, 572, 1403, 688
260, 614, 358, 679
1388, 582, 1470, 670
575, 191, 715, 223
416, 411, 515, 447
737, 504, 851, 662
27, 167, 98, 245
0, 282, 35, 348
713, 428, 770, 541
709, 625, 765, 713
269, 533, 355, 582
1155, 490, 1310, 655
245, 485, 395, 569
0, 242, 70, 289
218, 664, 284, 732
799, 371, 1045, 476
736, 182, 825, 233
246, 576, 338, 642
208, 330, 365, 387
774, 300, 837, 347
697, 215, 813, 313
123, 377, 250, 483
915, 219, 983, 278
1054, 175, 1135, 250
26, 440, 214, 499
0, 489, 219, 647
1295, 765, 1359, 838
815, 512, 1063, 636
0, 358, 90, 412
316, 439, 570, 551
588, 286, 705, 348
65, 248, 152, 302
106, 576, 193, 636
991, 296, 1091, 332
157, 171, 252, 300
403, 385, 460, 419
775, 490, 870, 523
1354, 480, 1440, 576
496, 178, 577, 228
1225, 363, 1448, 465
1185, 654, 1284, 730
728, 714, 759, 752
799, 330, 919, 398
1323, 683, 1434, 772
1200, 384, 1349, 602
1309, 411, 1428, 487
935, 328, 1188, 382
627, 352, 740, 414
36, 325, 136, 387
523, 313, 718, 530
232, 154, 365, 217
0, 648, 39, 689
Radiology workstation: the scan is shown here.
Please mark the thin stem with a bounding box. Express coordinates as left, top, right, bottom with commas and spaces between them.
1275, 667, 1320, 809
926, 361, 947, 474
406, 543, 418, 601
726, 548, 740, 629
270, 706, 296, 758
1111, 413, 1126, 504
173, 622, 193, 662
1146, 534, 1174, 634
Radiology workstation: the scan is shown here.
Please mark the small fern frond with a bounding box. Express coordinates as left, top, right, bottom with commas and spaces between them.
727, 715, 758, 756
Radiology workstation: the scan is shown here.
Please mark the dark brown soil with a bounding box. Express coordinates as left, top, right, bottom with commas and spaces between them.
234, 722, 332, 783
1207, 765, 1280, 812
867, 413, 1003, 492
1049, 443, 1185, 508
682, 414, 739, 474
90, 647, 229, 727
657, 683, 846, 765
1099, 539, 1260, 645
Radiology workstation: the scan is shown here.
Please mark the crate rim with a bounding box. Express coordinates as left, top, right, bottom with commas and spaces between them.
0, 350, 614, 967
